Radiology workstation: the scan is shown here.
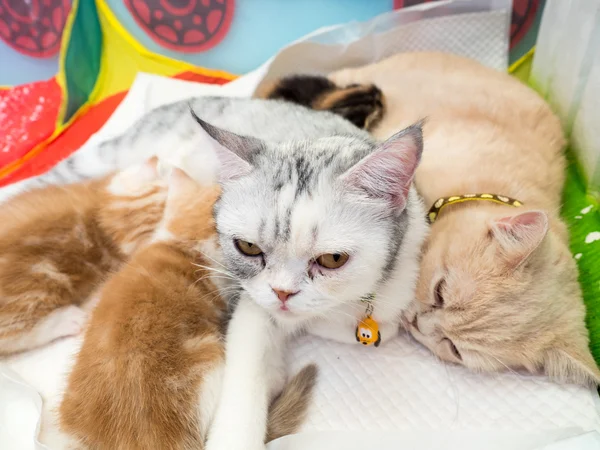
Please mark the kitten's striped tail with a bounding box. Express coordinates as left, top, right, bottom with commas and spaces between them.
266, 364, 318, 443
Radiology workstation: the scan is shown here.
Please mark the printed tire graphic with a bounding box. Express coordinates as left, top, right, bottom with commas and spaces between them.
0, 0, 70, 58
126, 0, 234, 53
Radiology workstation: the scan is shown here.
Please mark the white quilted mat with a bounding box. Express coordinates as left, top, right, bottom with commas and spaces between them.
2, 4, 600, 448
286, 334, 600, 435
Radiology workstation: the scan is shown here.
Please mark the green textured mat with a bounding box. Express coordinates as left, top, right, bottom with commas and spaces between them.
562, 154, 600, 365
513, 58, 600, 366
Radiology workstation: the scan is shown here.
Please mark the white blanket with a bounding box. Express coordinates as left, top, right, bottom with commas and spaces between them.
1, 71, 599, 450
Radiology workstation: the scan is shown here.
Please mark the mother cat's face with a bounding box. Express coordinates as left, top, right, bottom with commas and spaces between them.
194, 117, 423, 329
404, 209, 600, 385
216, 171, 393, 327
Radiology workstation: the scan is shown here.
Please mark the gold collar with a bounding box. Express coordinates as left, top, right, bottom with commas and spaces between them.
427, 193, 523, 224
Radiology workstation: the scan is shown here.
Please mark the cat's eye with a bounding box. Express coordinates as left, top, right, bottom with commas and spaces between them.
234, 239, 263, 256
315, 253, 349, 269
443, 338, 462, 361
434, 279, 445, 308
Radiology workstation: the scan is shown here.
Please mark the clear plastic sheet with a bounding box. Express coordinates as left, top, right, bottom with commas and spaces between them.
531, 0, 600, 198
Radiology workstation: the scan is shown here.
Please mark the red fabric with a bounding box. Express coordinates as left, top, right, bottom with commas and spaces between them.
0, 77, 62, 169
0, 91, 127, 186
0, 0, 71, 58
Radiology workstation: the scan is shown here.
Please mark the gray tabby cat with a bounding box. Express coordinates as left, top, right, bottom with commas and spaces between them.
1, 97, 427, 449
0, 98, 367, 202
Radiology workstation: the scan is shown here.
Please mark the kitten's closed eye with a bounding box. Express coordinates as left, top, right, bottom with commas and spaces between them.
315, 253, 349, 269
434, 279, 445, 308
235, 239, 263, 256
443, 338, 462, 361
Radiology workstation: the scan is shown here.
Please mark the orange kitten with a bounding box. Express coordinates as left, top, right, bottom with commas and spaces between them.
328, 52, 599, 384
59, 169, 317, 449
0, 159, 166, 355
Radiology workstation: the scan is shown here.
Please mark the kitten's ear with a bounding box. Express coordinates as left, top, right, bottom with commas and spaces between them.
543, 344, 600, 386
141, 156, 159, 178
490, 210, 549, 267
340, 122, 424, 210
190, 108, 262, 183
167, 167, 198, 197
123, 156, 159, 181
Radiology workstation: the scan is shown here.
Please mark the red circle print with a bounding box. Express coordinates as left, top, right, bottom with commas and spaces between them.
125, 0, 234, 53
510, 0, 539, 49
0, 0, 70, 58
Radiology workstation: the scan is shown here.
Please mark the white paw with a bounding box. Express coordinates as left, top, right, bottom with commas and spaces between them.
36, 306, 88, 344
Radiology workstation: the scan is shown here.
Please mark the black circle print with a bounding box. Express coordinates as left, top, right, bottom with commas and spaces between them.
125, 0, 234, 53
0, 0, 71, 58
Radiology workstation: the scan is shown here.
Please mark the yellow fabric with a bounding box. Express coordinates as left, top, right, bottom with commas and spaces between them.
0, 0, 83, 179
93, 0, 236, 103
509, 47, 535, 82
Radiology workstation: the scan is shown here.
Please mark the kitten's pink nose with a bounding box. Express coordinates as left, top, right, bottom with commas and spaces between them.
272, 288, 298, 303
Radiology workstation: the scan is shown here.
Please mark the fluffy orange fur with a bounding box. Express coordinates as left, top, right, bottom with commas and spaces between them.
59, 171, 223, 449
58, 169, 317, 449
0, 160, 166, 355
329, 52, 599, 385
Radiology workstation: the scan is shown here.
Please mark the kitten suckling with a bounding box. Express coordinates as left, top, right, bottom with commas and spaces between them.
2, 93, 428, 449
58, 169, 317, 450
0, 159, 166, 355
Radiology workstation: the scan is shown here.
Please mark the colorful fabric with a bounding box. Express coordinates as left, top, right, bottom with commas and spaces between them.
0, 0, 235, 186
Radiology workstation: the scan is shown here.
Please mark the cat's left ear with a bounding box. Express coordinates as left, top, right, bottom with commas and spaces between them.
490, 210, 549, 268
340, 122, 424, 210
190, 108, 264, 183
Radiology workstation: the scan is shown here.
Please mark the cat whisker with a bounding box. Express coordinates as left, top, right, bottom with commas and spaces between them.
192, 263, 234, 278
483, 354, 535, 383
194, 268, 236, 282
195, 249, 229, 271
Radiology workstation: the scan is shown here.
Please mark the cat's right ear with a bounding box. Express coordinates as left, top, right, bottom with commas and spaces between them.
190, 108, 262, 183
490, 210, 549, 268
340, 121, 424, 210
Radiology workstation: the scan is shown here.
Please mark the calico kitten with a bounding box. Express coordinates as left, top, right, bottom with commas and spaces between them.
0, 159, 166, 355
259, 52, 600, 385
254, 74, 385, 130
58, 168, 317, 450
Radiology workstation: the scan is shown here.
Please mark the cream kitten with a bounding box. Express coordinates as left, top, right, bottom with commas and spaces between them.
326, 52, 600, 385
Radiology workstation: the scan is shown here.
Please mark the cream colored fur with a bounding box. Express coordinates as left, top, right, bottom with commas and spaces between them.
331, 52, 600, 385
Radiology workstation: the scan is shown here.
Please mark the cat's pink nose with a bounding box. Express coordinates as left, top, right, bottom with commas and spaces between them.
272, 288, 298, 303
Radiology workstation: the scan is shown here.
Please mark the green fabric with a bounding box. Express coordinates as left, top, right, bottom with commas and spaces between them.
512, 57, 600, 366
62, 0, 102, 123
561, 155, 600, 364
